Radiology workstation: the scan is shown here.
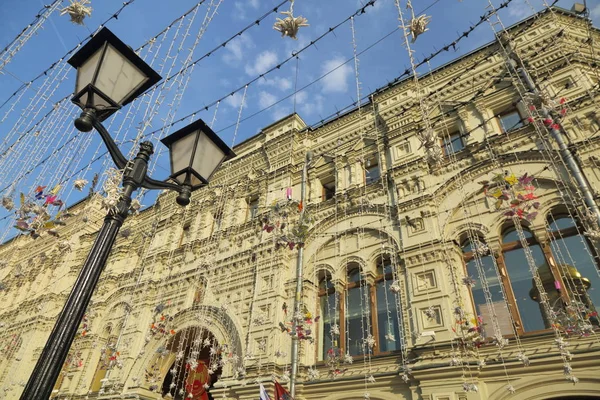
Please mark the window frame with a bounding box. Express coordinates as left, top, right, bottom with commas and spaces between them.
441, 130, 465, 156
462, 221, 599, 337
364, 157, 381, 185
497, 108, 524, 133
246, 196, 259, 221
321, 178, 335, 201
316, 258, 402, 362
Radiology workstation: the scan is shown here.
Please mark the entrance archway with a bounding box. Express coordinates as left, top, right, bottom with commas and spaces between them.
160, 327, 222, 400
545, 397, 600, 400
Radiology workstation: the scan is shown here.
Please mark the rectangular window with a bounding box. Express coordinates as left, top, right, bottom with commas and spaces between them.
498, 109, 524, 132
211, 210, 223, 235
178, 223, 191, 247
322, 178, 335, 201
246, 196, 259, 221
365, 158, 380, 185
442, 131, 464, 156
587, 113, 600, 133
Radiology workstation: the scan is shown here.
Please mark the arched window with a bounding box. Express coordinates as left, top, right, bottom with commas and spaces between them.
374, 256, 401, 352
345, 262, 370, 356
318, 271, 338, 360
500, 226, 548, 332
317, 256, 403, 361
547, 215, 599, 325
462, 235, 511, 337
463, 216, 600, 338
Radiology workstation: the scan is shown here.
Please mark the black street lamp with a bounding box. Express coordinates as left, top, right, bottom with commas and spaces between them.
21, 27, 234, 400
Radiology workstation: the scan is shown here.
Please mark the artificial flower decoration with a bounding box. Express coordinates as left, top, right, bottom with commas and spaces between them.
60, 0, 93, 25
480, 171, 540, 221
73, 179, 88, 191
416, 128, 443, 164
409, 14, 431, 43
1, 197, 14, 211
273, 11, 309, 40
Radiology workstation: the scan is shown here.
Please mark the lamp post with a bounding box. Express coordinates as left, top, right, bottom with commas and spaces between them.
21, 27, 234, 400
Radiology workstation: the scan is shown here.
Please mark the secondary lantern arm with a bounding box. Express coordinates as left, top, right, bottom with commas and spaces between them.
90, 114, 128, 170
87, 111, 195, 205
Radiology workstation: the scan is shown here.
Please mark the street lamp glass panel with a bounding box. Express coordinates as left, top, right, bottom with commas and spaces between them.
68, 27, 162, 120
95, 44, 148, 106
161, 119, 235, 189
192, 132, 227, 181
170, 133, 197, 184
76, 47, 103, 94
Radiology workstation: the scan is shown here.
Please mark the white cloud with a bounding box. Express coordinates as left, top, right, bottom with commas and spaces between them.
320, 57, 353, 94
225, 92, 246, 109
272, 106, 289, 121
366, 0, 391, 12
259, 77, 292, 91
299, 93, 325, 117
284, 35, 309, 56
245, 50, 279, 76
258, 91, 278, 109
233, 2, 246, 19
591, 4, 600, 19
258, 91, 292, 121
233, 0, 260, 20
507, 0, 532, 19
222, 34, 254, 65
294, 91, 308, 104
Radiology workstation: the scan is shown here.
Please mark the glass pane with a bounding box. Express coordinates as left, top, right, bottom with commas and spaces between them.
550, 235, 600, 320
462, 239, 473, 253
503, 227, 532, 242
192, 132, 226, 180
377, 260, 393, 275
347, 286, 370, 356
548, 216, 576, 232
443, 132, 464, 155
347, 267, 361, 283
319, 274, 334, 291
76, 46, 103, 93
96, 44, 147, 105
171, 133, 196, 176
503, 244, 548, 332
466, 256, 513, 336
365, 165, 380, 184
320, 292, 339, 360
499, 111, 524, 132
376, 280, 401, 352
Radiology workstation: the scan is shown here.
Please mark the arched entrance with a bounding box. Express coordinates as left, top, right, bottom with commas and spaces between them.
545, 397, 600, 400
160, 327, 222, 400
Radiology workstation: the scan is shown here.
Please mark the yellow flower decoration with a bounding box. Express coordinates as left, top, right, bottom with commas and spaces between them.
491, 189, 503, 198
504, 174, 518, 185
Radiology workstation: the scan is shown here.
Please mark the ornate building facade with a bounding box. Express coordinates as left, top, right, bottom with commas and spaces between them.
0, 6, 599, 400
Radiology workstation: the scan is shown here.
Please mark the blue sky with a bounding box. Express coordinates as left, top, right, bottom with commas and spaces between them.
0, 0, 598, 230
